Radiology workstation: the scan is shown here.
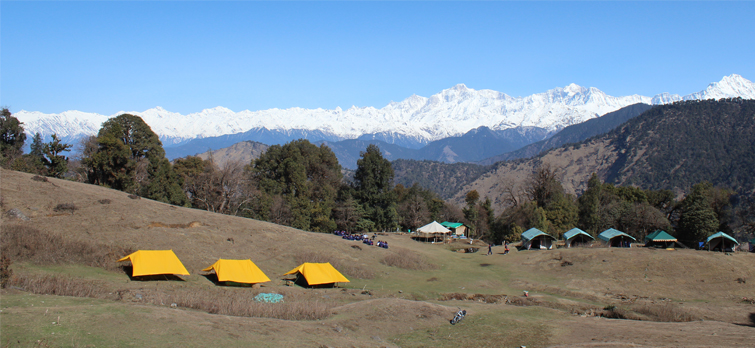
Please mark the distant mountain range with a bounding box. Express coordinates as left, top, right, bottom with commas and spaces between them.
16, 75, 755, 165
449, 98, 755, 213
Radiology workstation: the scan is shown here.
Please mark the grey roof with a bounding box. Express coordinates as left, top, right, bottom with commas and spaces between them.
598, 228, 636, 242
563, 228, 594, 241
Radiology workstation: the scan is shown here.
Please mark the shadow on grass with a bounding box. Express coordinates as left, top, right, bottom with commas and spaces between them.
121, 265, 185, 281
200, 273, 254, 287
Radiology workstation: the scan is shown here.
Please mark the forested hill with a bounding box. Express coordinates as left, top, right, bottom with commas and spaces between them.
604, 98, 755, 194
392, 160, 491, 199
451, 98, 755, 213
476, 103, 653, 165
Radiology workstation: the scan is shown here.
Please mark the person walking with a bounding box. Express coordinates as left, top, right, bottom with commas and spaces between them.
487, 243, 493, 255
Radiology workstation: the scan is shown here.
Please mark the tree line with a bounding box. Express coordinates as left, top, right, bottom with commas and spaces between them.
1, 111, 466, 233
473, 164, 749, 247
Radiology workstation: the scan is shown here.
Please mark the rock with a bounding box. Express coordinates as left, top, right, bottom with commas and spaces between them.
4, 208, 30, 221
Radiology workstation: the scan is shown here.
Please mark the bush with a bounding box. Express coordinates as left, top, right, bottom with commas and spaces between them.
0, 255, 12, 288
54, 203, 78, 214
98, 199, 112, 205
0, 224, 133, 271
31, 175, 48, 182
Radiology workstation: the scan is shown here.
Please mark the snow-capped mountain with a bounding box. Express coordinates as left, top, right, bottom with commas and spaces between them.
15, 74, 755, 148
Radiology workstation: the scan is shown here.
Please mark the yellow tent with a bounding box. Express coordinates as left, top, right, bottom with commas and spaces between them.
283, 262, 350, 286
202, 259, 271, 284
117, 250, 190, 277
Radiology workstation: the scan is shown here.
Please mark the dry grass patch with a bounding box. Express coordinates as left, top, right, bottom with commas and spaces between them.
0, 224, 133, 272
147, 221, 204, 228
633, 302, 698, 322
439, 293, 505, 304
381, 248, 438, 271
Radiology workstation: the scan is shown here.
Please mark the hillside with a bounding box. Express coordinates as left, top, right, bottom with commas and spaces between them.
477, 103, 653, 165
452, 99, 755, 213
1, 169, 754, 347
194, 141, 269, 168
392, 160, 491, 199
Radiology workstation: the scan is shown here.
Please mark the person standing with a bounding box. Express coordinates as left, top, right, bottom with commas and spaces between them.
487, 243, 493, 255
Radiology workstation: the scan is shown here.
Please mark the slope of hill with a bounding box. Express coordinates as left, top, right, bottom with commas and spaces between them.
17, 75, 755, 153
477, 103, 653, 164
392, 160, 492, 199
452, 99, 755, 213
194, 141, 269, 168
2, 168, 755, 347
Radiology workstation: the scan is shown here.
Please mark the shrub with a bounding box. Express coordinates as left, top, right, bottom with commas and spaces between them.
31, 175, 48, 182
0, 224, 133, 272
0, 255, 12, 288
98, 199, 112, 204
634, 302, 697, 322
53, 203, 78, 214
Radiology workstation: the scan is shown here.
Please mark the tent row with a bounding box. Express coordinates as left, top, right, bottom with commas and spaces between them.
521, 228, 741, 251
117, 250, 349, 286
521, 227, 636, 250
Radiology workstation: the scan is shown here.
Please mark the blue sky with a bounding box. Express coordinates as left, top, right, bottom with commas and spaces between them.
2, 1, 753, 115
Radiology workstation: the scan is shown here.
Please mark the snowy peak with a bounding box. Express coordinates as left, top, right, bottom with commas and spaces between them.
15, 74, 755, 148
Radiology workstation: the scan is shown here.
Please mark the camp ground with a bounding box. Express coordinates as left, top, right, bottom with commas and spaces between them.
440, 221, 468, 237
562, 228, 594, 248
283, 262, 350, 288
520, 228, 556, 250
598, 228, 636, 248
704, 232, 740, 252
644, 230, 678, 249
202, 259, 271, 285
117, 250, 190, 279
414, 220, 451, 242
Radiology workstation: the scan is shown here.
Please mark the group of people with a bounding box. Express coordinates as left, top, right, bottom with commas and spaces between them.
487, 241, 510, 255
333, 231, 388, 249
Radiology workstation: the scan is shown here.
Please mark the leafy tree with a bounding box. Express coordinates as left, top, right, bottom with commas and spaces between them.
353, 144, 397, 231
0, 108, 26, 161
41, 134, 73, 178
677, 182, 719, 245
251, 139, 342, 232
29, 133, 44, 159
82, 114, 187, 206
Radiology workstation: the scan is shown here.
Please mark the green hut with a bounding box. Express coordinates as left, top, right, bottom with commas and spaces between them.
644, 230, 677, 249
563, 228, 594, 248
598, 228, 636, 248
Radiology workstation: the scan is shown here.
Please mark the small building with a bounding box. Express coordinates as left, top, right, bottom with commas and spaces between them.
521, 228, 556, 250
705, 232, 739, 252
598, 228, 636, 248
563, 228, 594, 248
644, 230, 677, 249
441, 221, 468, 236
415, 221, 452, 242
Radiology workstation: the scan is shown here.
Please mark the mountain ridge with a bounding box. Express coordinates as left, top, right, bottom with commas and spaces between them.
16, 74, 755, 150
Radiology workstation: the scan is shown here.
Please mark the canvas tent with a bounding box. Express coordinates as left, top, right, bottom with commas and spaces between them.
598, 228, 636, 248
521, 228, 555, 250
705, 232, 739, 252
644, 230, 677, 249
202, 259, 270, 284
750, 238, 755, 253
440, 222, 468, 236
284, 262, 350, 287
117, 250, 190, 277
563, 228, 594, 248
416, 221, 451, 241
